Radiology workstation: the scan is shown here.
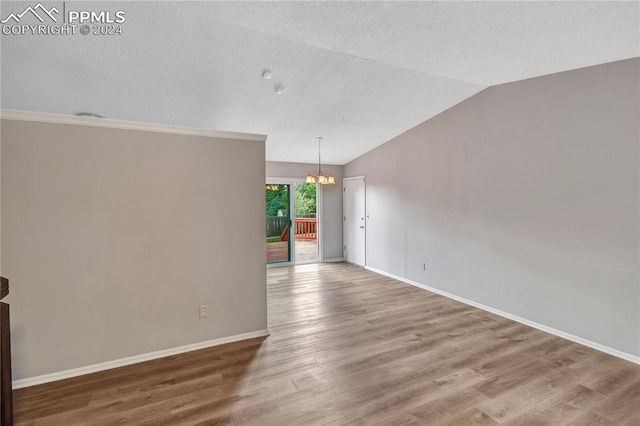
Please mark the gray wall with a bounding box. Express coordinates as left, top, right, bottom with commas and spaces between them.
266, 161, 343, 260
1, 119, 268, 380
345, 58, 640, 357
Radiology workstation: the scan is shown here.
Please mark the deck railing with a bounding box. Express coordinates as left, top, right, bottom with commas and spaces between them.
266, 217, 317, 241
294, 218, 317, 240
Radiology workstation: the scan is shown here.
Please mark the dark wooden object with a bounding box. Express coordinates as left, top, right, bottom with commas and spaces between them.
0, 276, 13, 426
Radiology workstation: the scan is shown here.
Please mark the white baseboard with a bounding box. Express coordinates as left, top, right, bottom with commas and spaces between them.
323, 257, 345, 263
13, 329, 270, 389
365, 266, 640, 365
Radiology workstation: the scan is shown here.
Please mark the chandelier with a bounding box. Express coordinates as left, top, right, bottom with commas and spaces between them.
305, 137, 335, 185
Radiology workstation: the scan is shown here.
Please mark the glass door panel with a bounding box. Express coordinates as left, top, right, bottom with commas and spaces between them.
294, 182, 318, 263
266, 184, 291, 264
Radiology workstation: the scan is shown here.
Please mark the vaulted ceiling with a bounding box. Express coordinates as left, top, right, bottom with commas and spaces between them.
1, 1, 638, 164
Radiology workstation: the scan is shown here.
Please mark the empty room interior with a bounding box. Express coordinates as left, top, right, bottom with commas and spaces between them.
1, 1, 639, 425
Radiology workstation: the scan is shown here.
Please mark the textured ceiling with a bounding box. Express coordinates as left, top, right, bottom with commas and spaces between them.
1, 1, 638, 165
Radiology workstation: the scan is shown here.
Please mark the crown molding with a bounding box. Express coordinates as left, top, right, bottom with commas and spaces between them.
0, 109, 267, 142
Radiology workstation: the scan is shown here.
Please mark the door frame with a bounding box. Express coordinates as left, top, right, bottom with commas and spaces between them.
343, 176, 366, 267
266, 177, 322, 267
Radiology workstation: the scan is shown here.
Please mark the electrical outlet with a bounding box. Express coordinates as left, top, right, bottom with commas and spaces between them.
421, 262, 426, 271
199, 305, 208, 319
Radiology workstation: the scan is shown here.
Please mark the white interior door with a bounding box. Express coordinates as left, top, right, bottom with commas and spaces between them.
343, 177, 365, 266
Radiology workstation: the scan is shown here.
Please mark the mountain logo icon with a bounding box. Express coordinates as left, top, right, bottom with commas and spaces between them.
1, 3, 59, 24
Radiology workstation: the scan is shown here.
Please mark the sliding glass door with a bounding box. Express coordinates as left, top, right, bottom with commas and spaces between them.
266, 181, 319, 265
266, 184, 291, 264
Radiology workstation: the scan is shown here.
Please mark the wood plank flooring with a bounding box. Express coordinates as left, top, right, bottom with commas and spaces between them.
13, 263, 640, 425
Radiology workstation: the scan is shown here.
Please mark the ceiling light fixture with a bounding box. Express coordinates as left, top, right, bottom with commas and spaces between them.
274, 84, 285, 95
262, 69, 272, 80
306, 137, 335, 185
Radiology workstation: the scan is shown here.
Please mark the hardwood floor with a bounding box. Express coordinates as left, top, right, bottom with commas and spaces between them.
14, 263, 640, 425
